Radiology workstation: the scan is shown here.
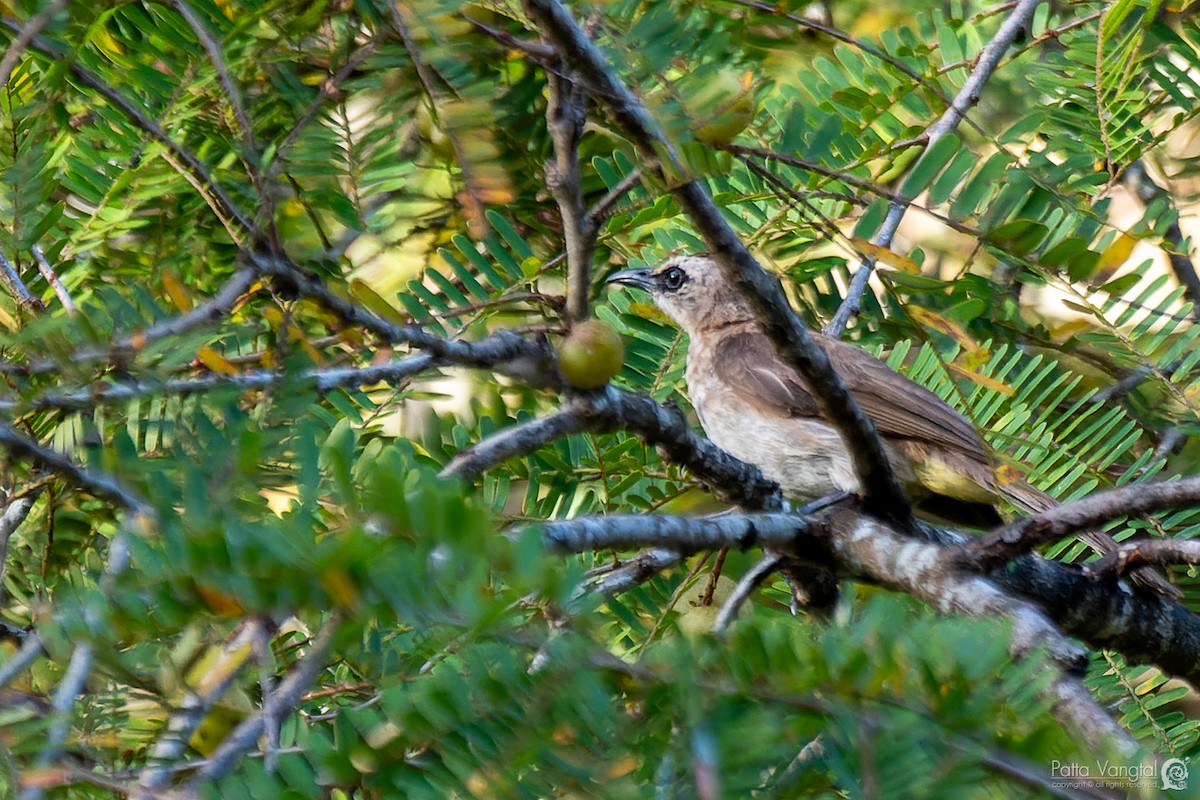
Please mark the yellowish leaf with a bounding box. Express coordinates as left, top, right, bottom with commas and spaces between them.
161, 269, 193, 311
196, 346, 238, 375
907, 306, 978, 350
947, 363, 1014, 395
1092, 232, 1138, 282
849, 238, 922, 273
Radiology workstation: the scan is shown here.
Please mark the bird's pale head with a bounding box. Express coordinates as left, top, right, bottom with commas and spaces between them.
606, 255, 754, 334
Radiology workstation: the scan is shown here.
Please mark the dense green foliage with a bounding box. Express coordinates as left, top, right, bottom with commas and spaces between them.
1, 0, 1199, 796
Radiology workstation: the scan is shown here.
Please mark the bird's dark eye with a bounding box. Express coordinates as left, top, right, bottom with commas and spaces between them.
662, 266, 687, 291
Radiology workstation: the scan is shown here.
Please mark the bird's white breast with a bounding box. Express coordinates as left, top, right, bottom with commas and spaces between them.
685, 354, 863, 500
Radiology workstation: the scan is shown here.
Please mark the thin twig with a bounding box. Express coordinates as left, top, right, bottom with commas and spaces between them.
712, 551, 784, 632
0, 251, 44, 314
545, 67, 595, 323
969, 474, 1200, 571
185, 614, 341, 786
825, 0, 1042, 335
0, 352, 439, 415
28, 245, 76, 314
171, 0, 254, 151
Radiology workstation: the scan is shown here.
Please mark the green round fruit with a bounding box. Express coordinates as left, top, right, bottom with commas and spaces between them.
556, 320, 625, 389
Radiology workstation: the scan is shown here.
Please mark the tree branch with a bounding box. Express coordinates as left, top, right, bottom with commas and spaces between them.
826, 0, 1042, 335
185, 614, 341, 786
135, 618, 269, 797
545, 67, 596, 323
254, 257, 560, 387
522, 0, 912, 527
447, 386, 782, 509
0, 251, 44, 315
0, 353, 439, 415
1086, 539, 1200, 580
967, 475, 1200, 571
0, 422, 150, 514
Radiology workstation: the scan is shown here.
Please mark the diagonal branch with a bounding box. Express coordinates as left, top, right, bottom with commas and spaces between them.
967, 474, 1200, 571
522, 0, 912, 528
185, 614, 341, 786
826, 0, 1043, 336
0, 19, 255, 237
445, 386, 781, 509
542, 506, 1142, 754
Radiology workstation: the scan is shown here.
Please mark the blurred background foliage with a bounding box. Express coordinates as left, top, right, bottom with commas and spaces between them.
1, 0, 1199, 795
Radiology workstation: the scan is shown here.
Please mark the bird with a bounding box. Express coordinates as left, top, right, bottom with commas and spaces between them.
607, 254, 1175, 595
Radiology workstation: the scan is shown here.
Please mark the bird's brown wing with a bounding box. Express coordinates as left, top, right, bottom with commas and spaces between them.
712, 330, 986, 459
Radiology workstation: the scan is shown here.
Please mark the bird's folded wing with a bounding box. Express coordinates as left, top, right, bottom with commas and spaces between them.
712, 331, 987, 459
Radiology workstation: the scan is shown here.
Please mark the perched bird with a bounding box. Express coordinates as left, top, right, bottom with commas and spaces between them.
608, 254, 1174, 594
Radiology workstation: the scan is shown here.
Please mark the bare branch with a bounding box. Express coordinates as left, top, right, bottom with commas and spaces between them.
255, 257, 560, 387
0, 634, 43, 690
580, 549, 684, 600
0, 352, 439, 415
19, 643, 95, 800
0, 251, 44, 315
968, 475, 1200, 571
712, 551, 785, 632
545, 68, 596, 323
135, 618, 270, 797
541, 510, 806, 555
442, 406, 586, 481
0, 422, 150, 514
28, 245, 75, 314
0, 492, 38, 605
448, 386, 782, 508
1086, 539, 1200, 581
826, 0, 1042, 335
522, 0, 912, 527
186, 614, 341, 786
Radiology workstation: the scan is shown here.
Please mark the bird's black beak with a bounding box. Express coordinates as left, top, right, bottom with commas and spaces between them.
606, 267, 655, 291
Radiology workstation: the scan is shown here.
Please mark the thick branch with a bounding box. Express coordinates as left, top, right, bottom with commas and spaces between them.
826, 0, 1042, 335
447, 386, 782, 509
543, 507, 1141, 753
523, 0, 912, 526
